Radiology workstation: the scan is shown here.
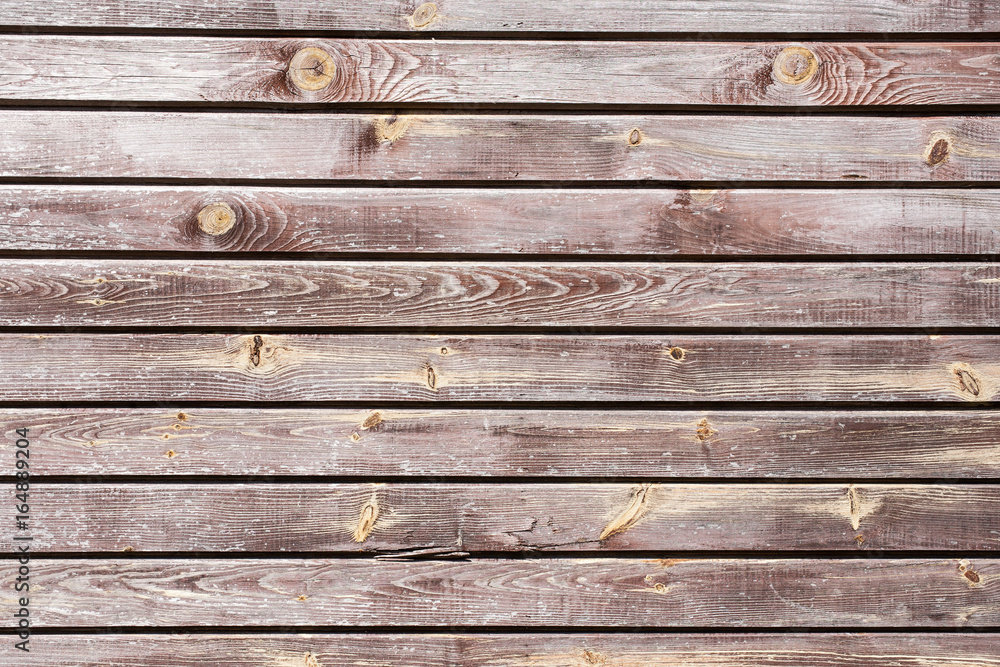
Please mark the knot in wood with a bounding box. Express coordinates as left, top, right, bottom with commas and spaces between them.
196, 202, 236, 236
925, 133, 952, 166
773, 46, 818, 85
628, 128, 642, 146
249, 334, 264, 367
410, 3, 439, 28
288, 46, 337, 92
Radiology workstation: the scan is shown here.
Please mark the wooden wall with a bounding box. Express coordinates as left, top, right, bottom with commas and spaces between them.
1, 1, 999, 664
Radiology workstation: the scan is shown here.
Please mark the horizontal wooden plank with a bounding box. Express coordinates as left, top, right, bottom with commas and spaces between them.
4, 38, 1000, 105
17, 633, 1000, 666
6, 408, 1000, 478
2, 334, 997, 403
3, 112, 998, 181
7, 558, 996, 627
2, 0, 997, 33
11, 483, 998, 552
5, 187, 1000, 256
3, 260, 998, 328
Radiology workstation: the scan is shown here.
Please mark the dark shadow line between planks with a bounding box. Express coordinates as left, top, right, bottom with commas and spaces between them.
13, 627, 1000, 636
4, 401, 998, 411
4, 326, 1000, 335
4, 550, 1000, 561
11, 626, 1000, 635
1, 251, 998, 263
4, 27, 1000, 41
7, 101, 1000, 115
1, 178, 999, 189
17, 476, 1000, 485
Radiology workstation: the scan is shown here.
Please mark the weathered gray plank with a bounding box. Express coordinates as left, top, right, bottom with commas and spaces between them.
3, 112, 996, 181
5, 408, 1000, 478
4, 38, 1000, 105
10, 483, 998, 552
1, 334, 995, 402
16, 633, 1000, 667
5, 187, 1000, 256
6, 558, 996, 627
3, 260, 998, 328
1, 0, 996, 32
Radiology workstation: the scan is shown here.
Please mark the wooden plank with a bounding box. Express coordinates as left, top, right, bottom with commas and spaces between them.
4, 38, 1000, 106
17, 633, 1000, 666
10, 483, 999, 552
1, 334, 996, 403
2, 0, 997, 33
7, 558, 997, 627
3, 260, 998, 328
3, 112, 998, 182
5, 187, 1000, 256
6, 408, 1000, 478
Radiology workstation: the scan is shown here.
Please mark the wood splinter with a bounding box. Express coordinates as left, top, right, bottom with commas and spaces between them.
600, 483, 654, 541
353, 494, 380, 543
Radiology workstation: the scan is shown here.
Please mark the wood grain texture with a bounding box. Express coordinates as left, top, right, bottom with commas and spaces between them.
2, 0, 997, 32
17, 633, 1000, 667
4, 38, 1000, 105
2, 334, 997, 403
10, 483, 999, 552
4, 112, 999, 182
6, 408, 1000, 478
3, 260, 999, 328
5, 187, 1000, 256
5, 558, 997, 627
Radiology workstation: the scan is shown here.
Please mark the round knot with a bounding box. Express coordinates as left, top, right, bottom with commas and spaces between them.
196, 202, 236, 236
410, 3, 438, 28
924, 132, 952, 167
288, 46, 336, 92
773, 46, 819, 85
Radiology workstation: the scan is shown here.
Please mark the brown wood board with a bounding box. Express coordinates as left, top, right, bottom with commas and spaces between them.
4, 187, 1000, 256
8, 483, 1000, 552
3, 38, 1000, 106
2, 0, 998, 33
2, 260, 998, 328
0, 334, 995, 403
3, 112, 997, 181
6, 408, 1000, 478
5, 558, 997, 627
14, 633, 1000, 667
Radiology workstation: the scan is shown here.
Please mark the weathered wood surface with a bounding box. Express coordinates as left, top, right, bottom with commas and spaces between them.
5, 558, 996, 627
5, 38, 1000, 106
17, 633, 1000, 667
5, 187, 1000, 256
3, 260, 999, 328
7, 408, 1000, 478
4, 112, 998, 182
10, 483, 999, 552
1, 334, 995, 403
2, 0, 997, 33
